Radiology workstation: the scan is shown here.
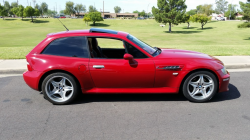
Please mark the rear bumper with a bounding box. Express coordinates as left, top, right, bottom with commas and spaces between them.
23, 70, 43, 91
218, 72, 230, 93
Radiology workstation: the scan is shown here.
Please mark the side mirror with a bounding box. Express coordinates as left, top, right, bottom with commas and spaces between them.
123, 53, 134, 60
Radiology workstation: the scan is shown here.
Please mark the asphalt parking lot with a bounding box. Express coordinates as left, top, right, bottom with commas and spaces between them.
0, 72, 249, 140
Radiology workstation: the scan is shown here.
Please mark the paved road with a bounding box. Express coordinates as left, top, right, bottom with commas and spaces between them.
0, 72, 249, 140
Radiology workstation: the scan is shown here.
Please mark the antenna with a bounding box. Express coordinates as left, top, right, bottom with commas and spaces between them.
57, 18, 69, 31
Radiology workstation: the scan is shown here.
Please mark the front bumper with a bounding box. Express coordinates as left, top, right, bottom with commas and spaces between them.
218, 71, 230, 93
23, 70, 43, 91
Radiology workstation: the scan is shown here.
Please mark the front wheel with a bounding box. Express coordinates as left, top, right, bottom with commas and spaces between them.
42, 73, 79, 105
182, 71, 218, 103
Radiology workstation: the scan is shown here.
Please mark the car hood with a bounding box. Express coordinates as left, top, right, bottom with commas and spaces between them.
156, 49, 223, 64
156, 49, 210, 59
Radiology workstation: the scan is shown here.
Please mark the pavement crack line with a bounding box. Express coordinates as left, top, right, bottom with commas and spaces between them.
35, 106, 54, 139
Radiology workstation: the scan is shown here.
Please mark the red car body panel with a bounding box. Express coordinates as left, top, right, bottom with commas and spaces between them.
23, 29, 230, 95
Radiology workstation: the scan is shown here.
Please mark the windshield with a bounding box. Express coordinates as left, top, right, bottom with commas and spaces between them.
127, 34, 156, 55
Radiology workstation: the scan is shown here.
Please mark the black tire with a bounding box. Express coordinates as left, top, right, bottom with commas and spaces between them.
42, 72, 79, 105
182, 71, 218, 103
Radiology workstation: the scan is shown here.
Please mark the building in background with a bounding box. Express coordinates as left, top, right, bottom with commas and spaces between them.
73, 12, 138, 18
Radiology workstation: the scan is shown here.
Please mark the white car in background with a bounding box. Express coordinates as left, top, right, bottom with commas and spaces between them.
217, 17, 225, 21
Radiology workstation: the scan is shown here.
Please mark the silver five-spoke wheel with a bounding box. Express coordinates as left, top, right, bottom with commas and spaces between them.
188, 74, 214, 100
42, 73, 79, 105
182, 71, 218, 103
45, 76, 74, 102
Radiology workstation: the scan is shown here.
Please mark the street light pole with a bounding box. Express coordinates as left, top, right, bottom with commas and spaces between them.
229, 0, 234, 20
39, 1, 44, 17
55, 2, 57, 15
147, 3, 150, 19
103, 0, 104, 18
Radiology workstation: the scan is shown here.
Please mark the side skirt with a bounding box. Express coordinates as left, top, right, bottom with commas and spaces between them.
83, 87, 179, 94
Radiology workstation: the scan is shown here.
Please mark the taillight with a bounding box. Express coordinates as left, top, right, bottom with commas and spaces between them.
27, 61, 33, 71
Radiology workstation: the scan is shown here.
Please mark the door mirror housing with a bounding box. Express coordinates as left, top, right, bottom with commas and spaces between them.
124, 53, 134, 60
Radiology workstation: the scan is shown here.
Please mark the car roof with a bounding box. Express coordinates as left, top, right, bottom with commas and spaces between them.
46, 28, 129, 38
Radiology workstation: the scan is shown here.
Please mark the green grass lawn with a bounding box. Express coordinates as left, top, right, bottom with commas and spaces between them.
0, 18, 249, 59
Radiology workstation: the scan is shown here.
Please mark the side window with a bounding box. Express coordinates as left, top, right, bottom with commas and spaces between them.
124, 42, 148, 58
88, 37, 125, 59
42, 37, 89, 58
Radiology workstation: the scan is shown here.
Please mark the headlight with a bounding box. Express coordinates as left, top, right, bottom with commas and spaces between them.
221, 67, 227, 75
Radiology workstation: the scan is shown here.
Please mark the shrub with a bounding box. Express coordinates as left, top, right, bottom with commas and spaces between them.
238, 22, 250, 28
236, 17, 243, 20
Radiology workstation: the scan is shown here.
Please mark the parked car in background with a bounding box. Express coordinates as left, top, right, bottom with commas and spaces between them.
60, 16, 66, 18
217, 17, 225, 21
23, 28, 230, 105
137, 17, 145, 20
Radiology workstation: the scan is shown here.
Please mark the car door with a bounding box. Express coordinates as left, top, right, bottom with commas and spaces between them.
88, 37, 155, 88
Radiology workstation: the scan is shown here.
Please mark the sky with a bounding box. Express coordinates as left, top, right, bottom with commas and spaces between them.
1, 0, 248, 13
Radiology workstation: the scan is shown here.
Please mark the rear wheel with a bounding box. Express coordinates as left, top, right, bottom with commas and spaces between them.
42, 73, 79, 105
182, 71, 218, 103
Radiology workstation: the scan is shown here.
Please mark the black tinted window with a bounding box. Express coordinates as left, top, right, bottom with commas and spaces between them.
124, 42, 148, 58
42, 37, 89, 58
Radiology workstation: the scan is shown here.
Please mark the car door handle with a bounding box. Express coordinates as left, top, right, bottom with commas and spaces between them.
93, 65, 105, 69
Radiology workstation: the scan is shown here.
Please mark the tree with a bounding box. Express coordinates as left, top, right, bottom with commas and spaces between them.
196, 4, 213, 16
192, 14, 211, 29
45, 9, 57, 17
35, 4, 40, 10
35, 2, 48, 17
133, 10, 140, 17
16, 5, 25, 20
225, 4, 237, 20
64, 1, 75, 15
60, 10, 65, 14
40, 2, 48, 16
152, 0, 187, 33
215, 0, 228, 14
114, 6, 121, 13
133, 10, 139, 14
140, 10, 146, 17
196, 5, 203, 14
89, 5, 97, 12
239, 1, 250, 22
183, 14, 193, 28
75, 4, 86, 17
11, 7, 19, 17
83, 13, 91, 26
0, 4, 8, 20
11, 2, 18, 8
88, 12, 103, 26
4, 1, 11, 15
23, 6, 40, 22
186, 9, 197, 15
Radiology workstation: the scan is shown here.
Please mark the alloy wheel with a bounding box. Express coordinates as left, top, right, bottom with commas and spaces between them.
45, 76, 74, 103
187, 74, 215, 100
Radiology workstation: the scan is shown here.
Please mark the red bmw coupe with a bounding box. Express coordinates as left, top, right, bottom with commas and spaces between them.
23, 28, 230, 105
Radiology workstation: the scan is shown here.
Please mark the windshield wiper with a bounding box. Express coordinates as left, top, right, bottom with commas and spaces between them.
157, 47, 162, 54
152, 47, 161, 56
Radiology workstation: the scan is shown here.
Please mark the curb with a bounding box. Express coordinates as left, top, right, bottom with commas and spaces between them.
0, 64, 250, 75
0, 69, 26, 75
225, 64, 250, 69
